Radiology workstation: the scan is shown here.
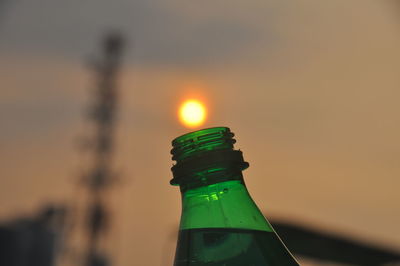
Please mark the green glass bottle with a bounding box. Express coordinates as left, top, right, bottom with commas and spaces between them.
170, 127, 299, 266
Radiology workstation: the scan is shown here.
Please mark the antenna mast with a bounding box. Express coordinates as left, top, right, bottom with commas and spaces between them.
83, 32, 124, 266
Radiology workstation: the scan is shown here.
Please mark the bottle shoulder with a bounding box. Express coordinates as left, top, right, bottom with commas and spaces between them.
179, 180, 273, 232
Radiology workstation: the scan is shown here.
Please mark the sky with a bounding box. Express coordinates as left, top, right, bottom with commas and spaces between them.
0, 1, 400, 265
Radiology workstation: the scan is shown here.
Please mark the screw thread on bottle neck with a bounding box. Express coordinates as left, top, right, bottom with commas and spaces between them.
170, 127, 249, 189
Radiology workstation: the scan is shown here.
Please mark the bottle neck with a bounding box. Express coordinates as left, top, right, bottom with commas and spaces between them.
170, 127, 249, 189
179, 178, 273, 232
171, 127, 272, 231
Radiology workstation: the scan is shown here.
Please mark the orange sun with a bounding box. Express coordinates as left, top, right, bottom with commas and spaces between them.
179, 99, 207, 128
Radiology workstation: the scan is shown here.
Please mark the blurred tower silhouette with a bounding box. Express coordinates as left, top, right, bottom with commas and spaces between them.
82, 32, 125, 266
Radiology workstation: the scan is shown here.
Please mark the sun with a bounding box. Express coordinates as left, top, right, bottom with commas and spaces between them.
179, 99, 207, 128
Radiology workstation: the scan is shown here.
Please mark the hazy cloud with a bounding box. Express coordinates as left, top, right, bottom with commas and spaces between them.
0, 0, 269, 65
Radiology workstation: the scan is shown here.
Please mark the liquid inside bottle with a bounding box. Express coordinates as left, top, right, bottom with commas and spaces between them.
175, 228, 298, 266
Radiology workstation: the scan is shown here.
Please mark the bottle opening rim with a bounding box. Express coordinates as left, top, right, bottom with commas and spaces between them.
171, 127, 235, 162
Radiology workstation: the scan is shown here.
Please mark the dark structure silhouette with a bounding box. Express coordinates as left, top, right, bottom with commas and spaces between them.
0, 206, 66, 266
271, 219, 400, 265
82, 32, 125, 266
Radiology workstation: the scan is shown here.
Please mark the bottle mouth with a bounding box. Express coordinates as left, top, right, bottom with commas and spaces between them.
171, 127, 236, 161
170, 127, 249, 187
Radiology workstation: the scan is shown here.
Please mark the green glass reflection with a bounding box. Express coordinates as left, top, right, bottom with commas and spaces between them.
180, 180, 272, 231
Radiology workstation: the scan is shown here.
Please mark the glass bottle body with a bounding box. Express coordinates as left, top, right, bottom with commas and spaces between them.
173, 180, 299, 266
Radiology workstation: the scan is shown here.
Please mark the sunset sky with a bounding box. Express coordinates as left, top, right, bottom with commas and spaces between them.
1, 1, 399, 265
